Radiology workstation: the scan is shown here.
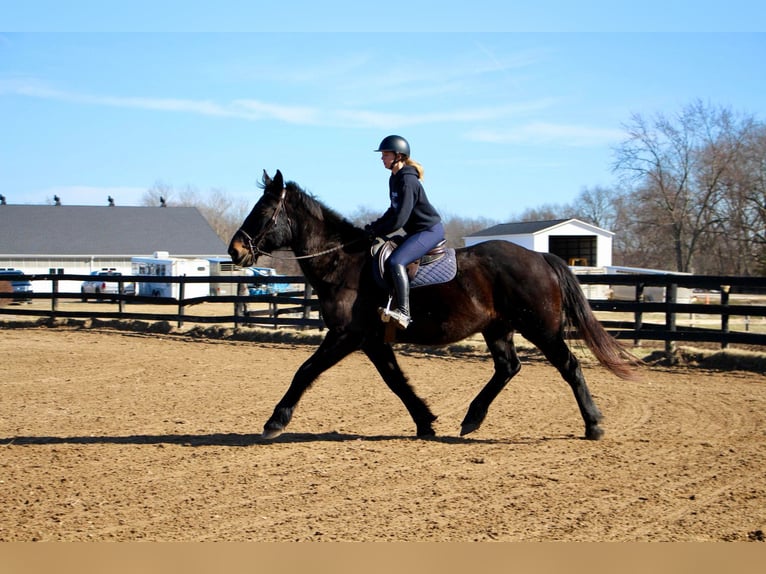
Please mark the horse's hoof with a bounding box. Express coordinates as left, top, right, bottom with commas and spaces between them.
416, 428, 436, 438
460, 422, 481, 436
262, 426, 284, 440
585, 426, 604, 440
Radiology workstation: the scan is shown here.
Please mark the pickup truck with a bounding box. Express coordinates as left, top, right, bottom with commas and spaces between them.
81, 270, 136, 301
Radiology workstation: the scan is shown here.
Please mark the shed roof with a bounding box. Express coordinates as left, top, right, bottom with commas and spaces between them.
0, 205, 228, 257
466, 218, 614, 238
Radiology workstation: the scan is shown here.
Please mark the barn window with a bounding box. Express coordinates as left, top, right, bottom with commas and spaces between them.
548, 235, 597, 266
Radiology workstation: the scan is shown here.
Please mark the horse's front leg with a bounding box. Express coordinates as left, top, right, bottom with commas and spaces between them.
362, 338, 437, 437
263, 330, 361, 439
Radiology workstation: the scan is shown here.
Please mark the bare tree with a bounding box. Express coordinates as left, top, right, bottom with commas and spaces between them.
513, 203, 574, 222
347, 206, 381, 228
612, 187, 677, 268
193, 187, 250, 245
744, 128, 766, 273
141, 182, 250, 247
613, 100, 756, 273
142, 180, 174, 207
441, 214, 500, 249
571, 185, 621, 230
712, 124, 766, 274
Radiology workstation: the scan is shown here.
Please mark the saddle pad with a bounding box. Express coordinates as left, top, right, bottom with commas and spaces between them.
411, 248, 457, 288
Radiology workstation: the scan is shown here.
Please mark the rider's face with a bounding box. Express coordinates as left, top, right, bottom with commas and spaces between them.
381, 151, 396, 170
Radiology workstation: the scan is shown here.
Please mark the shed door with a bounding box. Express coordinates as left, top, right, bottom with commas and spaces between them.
548, 235, 597, 266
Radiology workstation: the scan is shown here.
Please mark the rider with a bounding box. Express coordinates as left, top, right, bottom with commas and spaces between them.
364, 135, 445, 329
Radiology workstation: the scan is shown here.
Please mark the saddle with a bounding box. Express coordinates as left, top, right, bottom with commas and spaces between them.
371, 236, 457, 289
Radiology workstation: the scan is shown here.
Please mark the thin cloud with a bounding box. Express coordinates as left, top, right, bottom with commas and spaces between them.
335, 46, 545, 107
473, 42, 549, 74
325, 101, 555, 129
232, 99, 320, 124
466, 122, 624, 147
3, 79, 232, 116
3, 79, 555, 129
331, 99, 556, 129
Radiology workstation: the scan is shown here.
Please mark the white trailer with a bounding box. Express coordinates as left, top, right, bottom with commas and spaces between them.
604, 265, 693, 303
131, 251, 210, 299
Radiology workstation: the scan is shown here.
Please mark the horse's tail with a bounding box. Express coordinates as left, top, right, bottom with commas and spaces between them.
543, 253, 643, 380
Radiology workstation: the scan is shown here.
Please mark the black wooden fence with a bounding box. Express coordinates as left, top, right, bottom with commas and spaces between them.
0, 274, 321, 329
2, 272, 766, 349
577, 273, 766, 350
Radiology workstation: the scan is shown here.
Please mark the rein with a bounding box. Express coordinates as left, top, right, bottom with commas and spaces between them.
237, 187, 365, 261
238, 227, 362, 260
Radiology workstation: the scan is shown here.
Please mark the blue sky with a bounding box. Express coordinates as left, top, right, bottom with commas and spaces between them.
2, 2, 765, 221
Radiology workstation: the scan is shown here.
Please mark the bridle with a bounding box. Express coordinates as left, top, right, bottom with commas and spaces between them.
236, 187, 289, 259
236, 187, 365, 261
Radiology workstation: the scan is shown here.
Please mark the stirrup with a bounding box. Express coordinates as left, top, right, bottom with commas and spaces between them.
378, 296, 411, 329
378, 307, 411, 330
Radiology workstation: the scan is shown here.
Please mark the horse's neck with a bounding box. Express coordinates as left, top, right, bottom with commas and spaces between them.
291, 209, 335, 257
290, 207, 360, 287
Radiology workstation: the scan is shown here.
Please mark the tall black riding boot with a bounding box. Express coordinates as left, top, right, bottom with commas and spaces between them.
381, 263, 411, 329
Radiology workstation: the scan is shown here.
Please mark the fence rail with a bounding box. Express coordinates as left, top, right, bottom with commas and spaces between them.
0, 273, 322, 330
2, 272, 766, 349
577, 273, 766, 350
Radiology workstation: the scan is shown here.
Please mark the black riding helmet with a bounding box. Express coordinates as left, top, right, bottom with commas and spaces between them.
375, 135, 410, 158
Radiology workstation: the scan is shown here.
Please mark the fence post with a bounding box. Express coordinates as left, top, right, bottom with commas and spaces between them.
633, 282, 644, 346
118, 279, 125, 315
235, 279, 250, 329
720, 285, 730, 349
271, 298, 278, 329
665, 283, 677, 357
51, 275, 59, 318
177, 276, 185, 328
302, 282, 312, 331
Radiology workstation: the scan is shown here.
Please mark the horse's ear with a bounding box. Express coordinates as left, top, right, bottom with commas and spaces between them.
262, 170, 272, 188
274, 170, 284, 189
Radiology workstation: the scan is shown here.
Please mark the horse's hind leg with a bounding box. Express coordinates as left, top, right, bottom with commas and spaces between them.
362, 339, 437, 437
460, 325, 521, 436
537, 335, 604, 440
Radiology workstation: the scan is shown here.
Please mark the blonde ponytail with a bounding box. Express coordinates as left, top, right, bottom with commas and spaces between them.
405, 158, 425, 180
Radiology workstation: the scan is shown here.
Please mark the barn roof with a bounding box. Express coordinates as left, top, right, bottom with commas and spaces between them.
0, 205, 228, 257
465, 218, 613, 238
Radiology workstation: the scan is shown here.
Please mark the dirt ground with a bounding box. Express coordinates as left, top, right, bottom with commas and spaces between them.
1, 326, 764, 542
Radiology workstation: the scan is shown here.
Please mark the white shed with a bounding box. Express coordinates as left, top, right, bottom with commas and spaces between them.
464, 218, 613, 268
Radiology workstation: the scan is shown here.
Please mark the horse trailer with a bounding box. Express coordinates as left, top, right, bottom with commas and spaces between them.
131, 252, 210, 299
208, 257, 249, 296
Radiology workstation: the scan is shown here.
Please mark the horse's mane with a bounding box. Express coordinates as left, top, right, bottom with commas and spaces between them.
284, 180, 360, 236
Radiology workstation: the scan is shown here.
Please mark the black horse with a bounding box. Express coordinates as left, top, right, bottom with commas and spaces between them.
228, 170, 641, 441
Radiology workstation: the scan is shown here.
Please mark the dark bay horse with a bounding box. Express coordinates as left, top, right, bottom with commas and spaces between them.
228, 170, 641, 441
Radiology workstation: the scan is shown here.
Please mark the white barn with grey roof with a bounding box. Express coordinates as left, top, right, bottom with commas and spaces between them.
464, 218, 614, 268
0, 205, 228, 292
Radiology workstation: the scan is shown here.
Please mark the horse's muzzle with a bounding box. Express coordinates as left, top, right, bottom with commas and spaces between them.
228, 234, 254, 267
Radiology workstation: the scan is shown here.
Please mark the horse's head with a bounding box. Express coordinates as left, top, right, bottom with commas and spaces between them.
228, 170, 292, 267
